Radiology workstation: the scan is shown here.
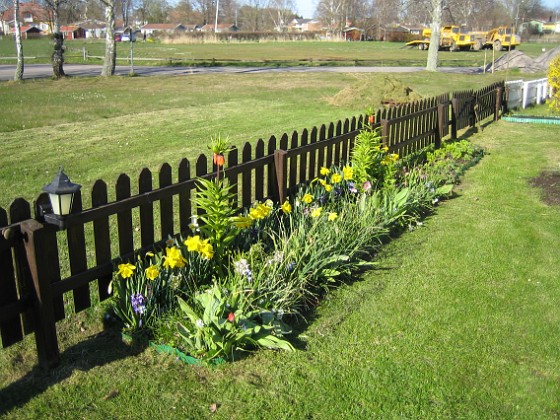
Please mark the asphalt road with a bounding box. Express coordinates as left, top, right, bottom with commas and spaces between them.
0, 63, 483, 81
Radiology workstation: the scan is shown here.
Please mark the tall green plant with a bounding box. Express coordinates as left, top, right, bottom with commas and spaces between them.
176, 281, 294, 361
351, 127, 398, 191
193, 178, 238, 276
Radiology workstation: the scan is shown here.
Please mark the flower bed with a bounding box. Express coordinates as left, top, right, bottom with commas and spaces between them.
107, 128, 484, 363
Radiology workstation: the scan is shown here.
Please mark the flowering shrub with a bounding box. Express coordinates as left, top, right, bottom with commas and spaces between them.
548, 55, 560, 113
109, 130, 484, 361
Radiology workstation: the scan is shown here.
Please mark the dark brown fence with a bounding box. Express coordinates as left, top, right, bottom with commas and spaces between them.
0, 81, 505, 368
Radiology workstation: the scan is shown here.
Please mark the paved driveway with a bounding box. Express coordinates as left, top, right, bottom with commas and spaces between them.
0, 64, 483, 81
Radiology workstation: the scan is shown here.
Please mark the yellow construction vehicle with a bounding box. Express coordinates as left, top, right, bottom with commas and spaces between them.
471, 26, 521, 51
406, 25, 474, 51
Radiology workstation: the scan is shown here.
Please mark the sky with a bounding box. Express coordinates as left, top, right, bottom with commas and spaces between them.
293, 0, 560, 18
294, 0, 318, 18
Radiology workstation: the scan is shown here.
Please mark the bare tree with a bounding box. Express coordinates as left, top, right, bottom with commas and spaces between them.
13, 0, 24, 80
44, 0, 66, 79
426, 0, 443, 71
100, 0, 116, 76
316, 0, 347, 37
267, 0, 295, 31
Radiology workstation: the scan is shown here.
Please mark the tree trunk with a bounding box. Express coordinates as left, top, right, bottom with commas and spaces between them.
426, 0, 442, 72
52, 33, 65, 79
14, 0, 24, 81
51, 0, 65, 79
101, 1, 116, 77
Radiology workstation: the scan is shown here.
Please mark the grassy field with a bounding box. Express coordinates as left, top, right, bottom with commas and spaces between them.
1, 119, 559, 418
1, 38, 557, 67
0, 71, 516, 210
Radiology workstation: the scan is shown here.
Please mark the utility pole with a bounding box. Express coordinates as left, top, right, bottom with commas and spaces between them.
214, 0, 220, 33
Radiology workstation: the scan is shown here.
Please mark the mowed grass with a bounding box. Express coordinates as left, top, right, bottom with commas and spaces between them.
1, 120, 559, 418
1, 38, 556, 67
0, 71, 510, 210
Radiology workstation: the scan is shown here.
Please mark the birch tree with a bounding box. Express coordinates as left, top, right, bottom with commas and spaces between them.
13, 0, 24, 80
426, 0, 443, 71
267, 0, 295, 31
100, 0, 116, 76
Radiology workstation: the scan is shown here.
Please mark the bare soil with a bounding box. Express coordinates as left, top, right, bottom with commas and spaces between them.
530, 171, 560, 206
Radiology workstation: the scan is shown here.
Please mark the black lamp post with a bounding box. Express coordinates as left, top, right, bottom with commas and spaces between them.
41, 168, 81, 227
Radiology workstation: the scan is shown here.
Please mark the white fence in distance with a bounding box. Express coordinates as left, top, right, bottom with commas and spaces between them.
505, 78, 551, 110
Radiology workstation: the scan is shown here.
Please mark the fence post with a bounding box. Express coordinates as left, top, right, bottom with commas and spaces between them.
436, 102, 445, 149
274, 150, 288, 204
450, 98, 458, 140
20, 219, 60, 369
495, 86, 503, 121
380, 119, 389, 149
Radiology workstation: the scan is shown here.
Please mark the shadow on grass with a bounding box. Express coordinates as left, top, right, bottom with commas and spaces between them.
0, 325, 148, 415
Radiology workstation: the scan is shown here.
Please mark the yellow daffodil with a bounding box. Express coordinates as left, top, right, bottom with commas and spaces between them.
328, 212, 338, 221
302, 193, 313, 204
331, 174, 342, 184
343, 166, 353, 180
320, 166, 330, 176
117, 263, 136, 279
281, 201, 292, 214
145, 265, 159, 281
184, 235, 202, 252
390, 153, 399, 161
324, 184, 333, 192
163, 246, 187, 269
381, 155, 392, 166
311, 207, 322, 218
231, 215, 253, 228
199, 240, 214, 260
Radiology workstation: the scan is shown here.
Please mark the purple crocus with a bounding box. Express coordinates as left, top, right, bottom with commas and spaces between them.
130, 293, 146, 315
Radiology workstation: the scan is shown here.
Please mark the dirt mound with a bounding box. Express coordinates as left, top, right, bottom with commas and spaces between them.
326, 75, 423, 110
483, 50, 543, 73
530, 171, 560, 206
534, 45, 560, 68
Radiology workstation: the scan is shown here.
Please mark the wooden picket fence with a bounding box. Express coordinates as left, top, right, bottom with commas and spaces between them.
0, 81, 504, 368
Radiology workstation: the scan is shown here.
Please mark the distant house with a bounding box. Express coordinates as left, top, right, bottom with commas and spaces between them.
288, 18, 322, 32
1, 2, 51, 36
199, 23, 238, 33
13, 25, 42, 39
141, 23, 189, 36
343, 27, 364, 41
543, 21, 560, 34
78, 20, 106, 38
61, 25, 86, 40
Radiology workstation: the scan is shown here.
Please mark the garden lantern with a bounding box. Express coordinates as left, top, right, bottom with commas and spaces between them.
42, 168, 81, 216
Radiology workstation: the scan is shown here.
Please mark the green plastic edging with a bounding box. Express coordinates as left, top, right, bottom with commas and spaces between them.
149, 342, 225, 366
503, 116, 560, 125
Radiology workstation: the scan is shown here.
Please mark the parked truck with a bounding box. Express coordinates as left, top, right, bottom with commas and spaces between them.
471, 26, 521, 51
406, 25, 474, 51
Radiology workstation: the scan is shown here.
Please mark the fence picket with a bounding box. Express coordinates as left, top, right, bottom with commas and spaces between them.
0, 207, 23, 347
116, 174, 134, 257
242, 143, 253, 207
66, 191, 90, 313
92, 180, 112, 301
139, 168, 154, 247
178, 158, 192, 233
159, 163, 174, 240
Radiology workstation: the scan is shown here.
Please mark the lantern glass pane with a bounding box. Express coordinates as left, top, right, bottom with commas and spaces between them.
49, 193, 73, 215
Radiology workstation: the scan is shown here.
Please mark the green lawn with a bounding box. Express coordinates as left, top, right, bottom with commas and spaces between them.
1, 38, 556, 67
0, 71, 514, 210
1, 120, 559, 418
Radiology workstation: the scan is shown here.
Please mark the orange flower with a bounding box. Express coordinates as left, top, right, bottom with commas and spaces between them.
368, 115, 375, 124
213, 153, 225, 167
